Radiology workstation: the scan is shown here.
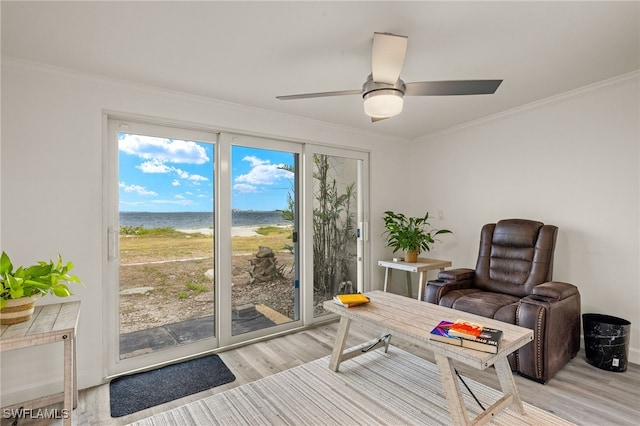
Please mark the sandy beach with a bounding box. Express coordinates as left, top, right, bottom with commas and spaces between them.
176, 226, 261, 237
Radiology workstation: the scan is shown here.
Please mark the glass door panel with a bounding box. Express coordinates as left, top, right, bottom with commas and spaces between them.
229, 145, 299, 335
117, 130, 215, 360
312, 153, 362, 318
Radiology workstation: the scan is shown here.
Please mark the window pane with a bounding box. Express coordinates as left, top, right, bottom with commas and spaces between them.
230, 145, 298, 335
118, 132, 215, 359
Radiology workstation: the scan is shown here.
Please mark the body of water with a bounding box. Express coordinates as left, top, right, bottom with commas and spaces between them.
119, 211, 287, 229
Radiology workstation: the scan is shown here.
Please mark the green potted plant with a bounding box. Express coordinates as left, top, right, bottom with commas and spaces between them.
382, 211, 452, 263
0, 251, 81, 324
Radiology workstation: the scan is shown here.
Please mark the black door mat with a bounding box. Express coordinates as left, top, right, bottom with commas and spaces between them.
110, 354, 235, 417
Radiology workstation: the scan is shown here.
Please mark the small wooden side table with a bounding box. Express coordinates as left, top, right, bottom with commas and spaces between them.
379, 258, 451, 300
0, 301, 80, 426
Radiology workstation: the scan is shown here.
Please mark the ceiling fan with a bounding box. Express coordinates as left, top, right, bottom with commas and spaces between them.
276, 32, 502, 122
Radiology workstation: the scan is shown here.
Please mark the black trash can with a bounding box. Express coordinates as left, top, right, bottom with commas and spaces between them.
582, 313, 631, 372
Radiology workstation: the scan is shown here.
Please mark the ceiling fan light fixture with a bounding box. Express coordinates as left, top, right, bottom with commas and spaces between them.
363, 89, 404, 118
276, 33, 502, 121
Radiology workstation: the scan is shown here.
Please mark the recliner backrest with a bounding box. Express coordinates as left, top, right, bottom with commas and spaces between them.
474, 219, 557, 297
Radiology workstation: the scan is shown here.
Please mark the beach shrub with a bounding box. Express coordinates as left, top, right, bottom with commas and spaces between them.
186, 282, 207, 294
119, 226, 203, 238
255, 226, 282, 236
120, 225, 145, 235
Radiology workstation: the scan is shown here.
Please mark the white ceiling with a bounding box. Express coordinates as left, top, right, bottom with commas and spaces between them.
2, 1, 639, 140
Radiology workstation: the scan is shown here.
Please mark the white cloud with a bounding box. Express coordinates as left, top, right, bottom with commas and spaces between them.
119, 134, 209, 164
175, 194, 186, 199
135, 161, 209, 185
235, 156, 292, 186
138, 159, 172, 174
174, 168, 190, 179
233, 183, 257, 193
122, 184, 158, 196
243, 156, 268, 167
188, 174, 208, 181
172, 167, 209, 182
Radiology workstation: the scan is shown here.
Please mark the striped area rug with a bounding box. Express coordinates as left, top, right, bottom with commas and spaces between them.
129, 347, 574, 425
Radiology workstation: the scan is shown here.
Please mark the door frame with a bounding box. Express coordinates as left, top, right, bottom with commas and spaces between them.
219, 133, 304, 347
104, 117, 219, 376
301, 144, 370, 325
103, 114, 371, 377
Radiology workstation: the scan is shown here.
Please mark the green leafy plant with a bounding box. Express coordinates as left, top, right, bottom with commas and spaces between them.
382, 211, 452, 256
186, 282, 207, 294
0, 251, 82, 309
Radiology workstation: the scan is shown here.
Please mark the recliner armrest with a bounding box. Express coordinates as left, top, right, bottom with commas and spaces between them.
437, 268, 475, 282
519, 283, 581, 382
425, 268, 475, 304
531, 281, 579, 301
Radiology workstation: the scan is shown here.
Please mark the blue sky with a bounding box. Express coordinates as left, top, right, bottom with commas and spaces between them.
118, 133, 294, 212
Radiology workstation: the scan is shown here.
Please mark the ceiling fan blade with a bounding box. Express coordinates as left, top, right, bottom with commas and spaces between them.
276, 89, 361, 100
371, 32, 408, 84
404, 80, 503, 96
371, 116, 390, 123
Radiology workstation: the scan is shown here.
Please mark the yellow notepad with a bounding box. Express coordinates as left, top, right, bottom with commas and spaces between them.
333, 293, 370, 307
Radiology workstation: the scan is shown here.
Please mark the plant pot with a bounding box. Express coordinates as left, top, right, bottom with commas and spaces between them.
0, 296, 40, 325
405, 250, 418, 263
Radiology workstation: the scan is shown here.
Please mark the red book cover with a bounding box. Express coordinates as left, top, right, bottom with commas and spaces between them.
449, 319, 483, 339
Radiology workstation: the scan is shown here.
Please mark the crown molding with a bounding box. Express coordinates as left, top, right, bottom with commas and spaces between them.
415, 70, 640, 143
1, 56, 408, 145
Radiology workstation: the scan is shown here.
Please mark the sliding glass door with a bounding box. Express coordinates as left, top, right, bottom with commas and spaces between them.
106, 119, 218, 374
303, 145, 369, 320
105, 119, 368, 376
229, 143, 299, 336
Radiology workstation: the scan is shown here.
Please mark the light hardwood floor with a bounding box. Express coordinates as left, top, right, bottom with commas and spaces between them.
3, 320, 639, 425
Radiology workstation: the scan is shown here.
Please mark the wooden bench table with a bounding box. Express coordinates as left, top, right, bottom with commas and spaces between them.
1, 301, 80, 426
323, 291, 533, 426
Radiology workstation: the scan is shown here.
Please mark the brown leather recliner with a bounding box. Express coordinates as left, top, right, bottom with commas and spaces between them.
425, 219, 581, 383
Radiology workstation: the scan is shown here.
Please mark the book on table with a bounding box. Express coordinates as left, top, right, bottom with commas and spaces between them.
333, 293, 370, 308
448, 319, 484, 339
430, 320, 503, 354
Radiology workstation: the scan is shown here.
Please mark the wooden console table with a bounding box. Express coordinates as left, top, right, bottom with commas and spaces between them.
323, 291, 533, 426
0, 301, 80, 426
379, 257, 451, 300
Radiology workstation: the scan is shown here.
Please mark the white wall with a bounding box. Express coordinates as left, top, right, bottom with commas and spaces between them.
409, 73, 640, 364
0, 59, 409, 404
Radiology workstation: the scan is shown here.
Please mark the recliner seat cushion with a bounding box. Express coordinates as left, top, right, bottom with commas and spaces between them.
447, 291, 520, 322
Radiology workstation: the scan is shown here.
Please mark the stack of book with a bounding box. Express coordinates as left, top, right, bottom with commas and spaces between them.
333, 293, 370, 308
430, 319, 503, 354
